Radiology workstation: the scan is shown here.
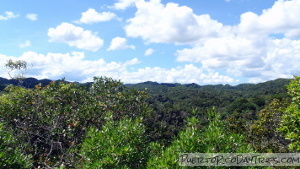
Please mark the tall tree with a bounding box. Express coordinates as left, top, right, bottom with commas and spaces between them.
5, 59, 28, 86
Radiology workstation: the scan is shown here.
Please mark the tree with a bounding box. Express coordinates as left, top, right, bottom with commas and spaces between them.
5, 59, 28, 85
278, 76, 300, 151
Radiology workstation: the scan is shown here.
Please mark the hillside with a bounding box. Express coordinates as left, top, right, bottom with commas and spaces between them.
126, 78, 291, 112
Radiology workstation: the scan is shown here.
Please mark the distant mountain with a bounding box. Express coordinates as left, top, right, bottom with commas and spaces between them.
125, 81, 181, 89
125, 78, 291, 95
0, 77, 53, 88
0, 77, 292, 97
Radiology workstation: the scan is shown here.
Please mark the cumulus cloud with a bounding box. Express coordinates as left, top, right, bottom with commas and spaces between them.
144, 48, 154, 56
171, 0, 300, 83
26, 13, 38, 21
48, 22, 104, 51
0, 11, 19, 20
111, 0, 137, 10
107, 37, 135, 51
238, 0, 300, 38
177, 36, 300, 82
0, 52, 235, 84
125, 0, 223, 44
19, 40, 31, 48
76, 8, 116, 24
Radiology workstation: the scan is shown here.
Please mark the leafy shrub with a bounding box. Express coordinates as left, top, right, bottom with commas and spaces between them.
0, 77, 150, 168
79, 113, 149, 168
0, 123, 32, 169
279, 76, 300, 151
249, 99, 290, 153
146, 108, 254, 168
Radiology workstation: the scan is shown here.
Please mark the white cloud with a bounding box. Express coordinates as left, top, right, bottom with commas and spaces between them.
0, 51, 138, 81
0, 11, 19, 20
26, 13, 38, 21
0, 52, 235, 84
123, 64, 235, 84
76, 8, 116, 24
144, 48, 154, 56
125, 0, 223, 44
2, 0, 299, 85
19, 40, 31, 48
238, 0, 300, 38
177, 36, 300, 82
107, 37, 135, 51
48, 22, 104, 51
170, 0, 300, 83
111, 0, 137, 10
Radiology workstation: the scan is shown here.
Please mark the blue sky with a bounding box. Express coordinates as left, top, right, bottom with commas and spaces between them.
0, 0, 299, 84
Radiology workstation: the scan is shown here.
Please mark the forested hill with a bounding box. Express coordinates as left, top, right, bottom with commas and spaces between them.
1, 77, 291, 118
1, 77, 291, 99
1, 77, 291, 93
126, 78, 290, 96
125, 78, 292, 143
126, 78, 291, 108
0, 77, 52, 90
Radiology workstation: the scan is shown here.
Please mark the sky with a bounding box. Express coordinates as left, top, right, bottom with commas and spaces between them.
0, 0, 299, 85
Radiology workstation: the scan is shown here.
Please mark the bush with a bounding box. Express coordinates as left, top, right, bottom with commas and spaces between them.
79, 113, 149, 168
146, 108, 254, 168
279, 76, 300, 151
0, 123, 32, 169
249, 99, 290, 153
0, 77, 150, 168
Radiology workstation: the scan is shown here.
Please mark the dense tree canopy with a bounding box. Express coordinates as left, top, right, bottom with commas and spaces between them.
0, 75, 298, 168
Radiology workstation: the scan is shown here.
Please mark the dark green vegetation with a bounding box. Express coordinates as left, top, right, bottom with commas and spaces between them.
127, 78, 291, 144
0, 76, 299, 168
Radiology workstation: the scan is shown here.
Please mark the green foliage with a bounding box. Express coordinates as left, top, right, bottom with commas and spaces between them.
0, 73, 294, 168
133, 79, 290, 144
146, 108, 254, 168
0, 123, 32, 169
79, 113, 148, 168
143, 106, 187, 145
249, 99, 290, 153
279, 76, 300, 151
0, 77, 150, 168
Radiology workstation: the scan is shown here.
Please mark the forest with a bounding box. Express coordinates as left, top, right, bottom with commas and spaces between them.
0, 74, 299, 168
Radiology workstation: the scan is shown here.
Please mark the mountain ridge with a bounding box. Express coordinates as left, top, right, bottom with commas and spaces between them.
0, 77, 292, 91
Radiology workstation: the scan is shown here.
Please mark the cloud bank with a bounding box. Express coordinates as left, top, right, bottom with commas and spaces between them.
123, 0, 300, 83
0, 52, 235, 84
